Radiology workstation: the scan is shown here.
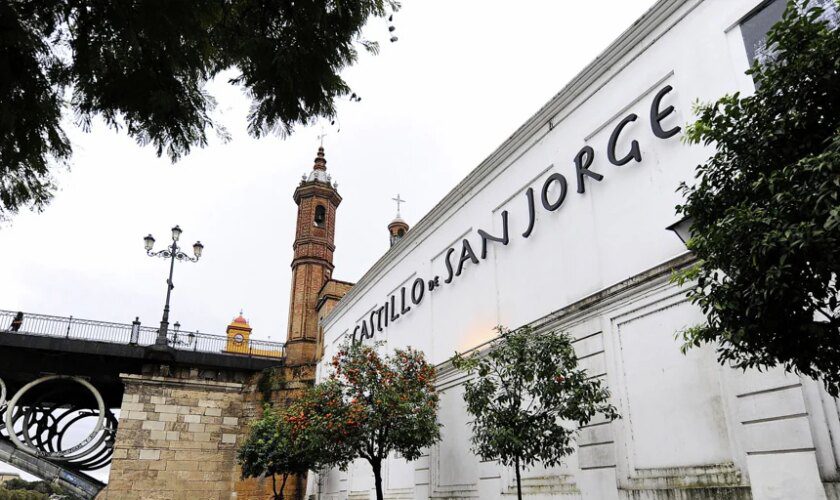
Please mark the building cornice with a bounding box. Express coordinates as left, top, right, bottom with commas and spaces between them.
292, 238, 336, 252
291, 256, 335, 271
293, 182, 342, 206
434, 251, 696, 375
323, 0, 700, 329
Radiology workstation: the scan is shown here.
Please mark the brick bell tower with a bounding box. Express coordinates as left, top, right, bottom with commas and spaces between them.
285, 146, 342, 366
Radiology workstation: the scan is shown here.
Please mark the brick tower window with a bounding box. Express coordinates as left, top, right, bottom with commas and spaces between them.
314, 205, 326, 227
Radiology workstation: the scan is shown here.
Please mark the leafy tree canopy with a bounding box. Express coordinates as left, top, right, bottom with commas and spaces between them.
675, 0, 840, 393
0, 0, 396, 219
314, 342, 440, 500
237, 402, 323, 500
452, 326, 618, 500
0, 477, 77, 500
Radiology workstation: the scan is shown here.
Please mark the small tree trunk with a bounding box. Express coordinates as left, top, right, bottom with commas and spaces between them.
370, 458, 384, 500
514, 456, 522, 500
271, 473, 279, 500
279, 473, 288, 500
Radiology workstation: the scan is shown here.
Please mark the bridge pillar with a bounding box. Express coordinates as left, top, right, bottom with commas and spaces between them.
234, 363, 316, 500
98, 366, 249, 500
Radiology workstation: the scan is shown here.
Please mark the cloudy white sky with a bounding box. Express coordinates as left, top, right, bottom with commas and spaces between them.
0, 0, 658, 481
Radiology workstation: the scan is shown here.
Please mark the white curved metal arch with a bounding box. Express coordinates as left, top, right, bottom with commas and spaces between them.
3, 375, 106, 461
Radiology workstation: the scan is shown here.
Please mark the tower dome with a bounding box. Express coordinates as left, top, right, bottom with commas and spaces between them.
388, 217, 409, 247
388, 194, 409, 247
225, 310, 252, 353
303, 146, 335, 185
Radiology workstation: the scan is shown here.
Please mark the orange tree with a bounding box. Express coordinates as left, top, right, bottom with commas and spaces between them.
452, 326, 619, 500
313, 342, 441, 500
238, 384, 354, 500
237, 405, 314, 500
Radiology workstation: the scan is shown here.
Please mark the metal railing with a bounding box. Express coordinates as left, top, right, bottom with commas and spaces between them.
0, 309, 285, 359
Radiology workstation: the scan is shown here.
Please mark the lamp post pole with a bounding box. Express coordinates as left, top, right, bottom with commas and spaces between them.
144, 226, 203, 348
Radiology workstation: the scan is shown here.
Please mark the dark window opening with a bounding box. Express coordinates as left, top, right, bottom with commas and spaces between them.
397, 229, 405, 237
740, 0, 786, 67
314, 205, 326, 227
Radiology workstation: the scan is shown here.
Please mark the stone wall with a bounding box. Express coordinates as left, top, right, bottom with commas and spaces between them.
98, 370, 247, 500
234, 364, 316, 500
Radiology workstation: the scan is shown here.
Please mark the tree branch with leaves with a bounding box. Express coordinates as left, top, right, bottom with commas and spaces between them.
674, 0, 840, 394
452, 326, 618, 500
313, 342, 441, 500
0, 0, 398, 220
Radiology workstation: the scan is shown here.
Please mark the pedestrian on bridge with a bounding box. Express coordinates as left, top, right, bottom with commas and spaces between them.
9, 311, 23, 332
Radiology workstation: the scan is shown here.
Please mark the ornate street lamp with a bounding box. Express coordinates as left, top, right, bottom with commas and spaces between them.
144, 225, 204, 347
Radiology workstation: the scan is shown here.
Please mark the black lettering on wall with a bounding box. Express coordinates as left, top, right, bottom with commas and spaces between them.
650, 85, 681, 139
455, 239, 480, 276
444, 248, 456, 284
608, 113, 642, 166
522, 188, 536, 238
368, 310, 378, 338
574, 145, 603, 194
349, 85, 684, 342
400, 286, 411, 315
477, 211, 509, 259
390, 295, 400, 322
541, 172, 568, 211
411, 277, 425, 305
376, 305, 385, 332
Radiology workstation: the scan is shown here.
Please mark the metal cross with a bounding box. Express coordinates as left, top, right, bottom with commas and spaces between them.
317, 125, 328, 147
392, 194, 406, 217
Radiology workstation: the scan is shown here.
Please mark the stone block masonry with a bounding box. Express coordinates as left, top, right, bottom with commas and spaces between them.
97, 369, 248, 500
234, 364, 317, 500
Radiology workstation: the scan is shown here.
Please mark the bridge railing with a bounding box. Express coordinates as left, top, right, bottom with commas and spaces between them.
0, 309, 284, 359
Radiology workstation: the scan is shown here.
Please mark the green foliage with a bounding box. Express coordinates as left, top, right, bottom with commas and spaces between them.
237, 403, 322, 500
675, 0, 840, 393
256, 367, 285, 402
0, 478, 76, 500
285, 380, 360, 471
0, 0, 397, 219
452, 326, 618, 500
0, 488, 47, 500
0, 482, 29, 493
312, 342, 441, 500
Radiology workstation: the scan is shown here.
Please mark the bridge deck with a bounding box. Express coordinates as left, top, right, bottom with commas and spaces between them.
0, 309, 285, 404
0, 309, 284, 359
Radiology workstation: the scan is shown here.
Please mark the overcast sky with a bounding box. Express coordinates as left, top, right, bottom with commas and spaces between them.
0, 0, 658, 481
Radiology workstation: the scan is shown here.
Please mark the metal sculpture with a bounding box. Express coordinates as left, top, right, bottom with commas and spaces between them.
0, 375, 116, 471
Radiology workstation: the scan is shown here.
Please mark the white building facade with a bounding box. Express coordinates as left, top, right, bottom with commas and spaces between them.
311, 1, 840, 498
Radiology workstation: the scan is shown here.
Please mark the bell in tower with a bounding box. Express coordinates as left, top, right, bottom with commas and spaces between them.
285, 146, 342, 365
